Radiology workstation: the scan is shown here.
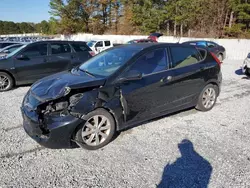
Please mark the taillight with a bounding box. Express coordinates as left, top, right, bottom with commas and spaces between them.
89, 51, 95, 56
210, 52, 222, 66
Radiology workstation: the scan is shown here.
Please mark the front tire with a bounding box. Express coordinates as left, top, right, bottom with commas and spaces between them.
75, 108, 116, 150
0, 72, 14, 92
196, 84, 218, 112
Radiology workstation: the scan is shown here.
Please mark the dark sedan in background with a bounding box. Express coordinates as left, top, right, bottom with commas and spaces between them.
182, 40, 226, 61
0, 40, 94, 91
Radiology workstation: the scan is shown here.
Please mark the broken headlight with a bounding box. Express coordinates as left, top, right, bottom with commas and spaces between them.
55, 101, 69, 111
69, 93, 84, 107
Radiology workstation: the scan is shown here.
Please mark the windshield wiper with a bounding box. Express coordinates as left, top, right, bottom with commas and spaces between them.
79, 68, 96, 78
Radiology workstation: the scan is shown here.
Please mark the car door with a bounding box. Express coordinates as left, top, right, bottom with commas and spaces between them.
47, 42, 72, 73
14, 43, 49, 83
70, 42, 92, 67
95, 41, 104, 53
167, 46, 207, 107
118, 47, 178, 123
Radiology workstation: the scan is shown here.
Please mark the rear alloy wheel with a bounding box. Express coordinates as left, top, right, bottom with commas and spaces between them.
75, 109, 116, 150
196, 84, 218, 112
0, 72, 14, 92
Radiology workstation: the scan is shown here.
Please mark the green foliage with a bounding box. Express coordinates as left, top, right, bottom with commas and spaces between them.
1, 0, 250, 38
224, 23, 244, 37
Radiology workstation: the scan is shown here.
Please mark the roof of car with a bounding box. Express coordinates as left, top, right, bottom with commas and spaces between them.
182, 40, 216, 43
116, 42, 196, 49
29, 40, 87, 44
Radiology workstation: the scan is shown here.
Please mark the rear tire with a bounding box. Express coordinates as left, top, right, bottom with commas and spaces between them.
0, 72, 14, 92
75, 108, 116, 150
196, 84, 219, 112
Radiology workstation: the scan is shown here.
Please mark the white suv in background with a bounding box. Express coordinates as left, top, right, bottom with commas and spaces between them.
242, 53, 250, 75
87, 40, 114, 54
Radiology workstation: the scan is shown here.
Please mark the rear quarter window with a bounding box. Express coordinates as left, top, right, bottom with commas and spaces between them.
104, 41, 111, 46
71, 43, 90, 52
170, 46, 202, 69
197, 48, 207, 60
51, 43, 71, 54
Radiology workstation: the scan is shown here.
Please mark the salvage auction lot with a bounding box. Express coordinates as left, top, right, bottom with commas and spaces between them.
0, 60, 250, 187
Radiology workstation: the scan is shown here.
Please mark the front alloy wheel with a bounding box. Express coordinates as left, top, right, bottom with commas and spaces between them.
81, 115, 111, 146
0, 72, 14, 92
75, 109, 116, 150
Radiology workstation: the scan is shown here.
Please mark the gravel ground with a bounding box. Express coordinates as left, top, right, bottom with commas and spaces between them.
0, 60, 250, 188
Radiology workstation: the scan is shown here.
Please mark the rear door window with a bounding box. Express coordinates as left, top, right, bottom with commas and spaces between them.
51, 43, 71, 55
170, 46, 201, 69
21, 44, 48, 57
71, 43, 90, 52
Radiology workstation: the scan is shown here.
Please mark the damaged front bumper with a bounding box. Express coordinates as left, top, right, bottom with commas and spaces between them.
21, 96, 83, 149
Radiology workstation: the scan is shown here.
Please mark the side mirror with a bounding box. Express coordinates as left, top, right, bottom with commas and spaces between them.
16, 54, 29, 60
117, 70, 142, 83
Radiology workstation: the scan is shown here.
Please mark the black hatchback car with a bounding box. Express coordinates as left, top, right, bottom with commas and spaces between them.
0, 41, 93, 91
21, 43, 222, 150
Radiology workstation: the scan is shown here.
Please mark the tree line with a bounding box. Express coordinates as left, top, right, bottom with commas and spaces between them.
1, 0, 250, 38
0, 20, 57, 35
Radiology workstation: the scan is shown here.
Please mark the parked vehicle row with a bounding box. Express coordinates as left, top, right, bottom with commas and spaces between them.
20, 43, 222, 150
0, 36, 55, 43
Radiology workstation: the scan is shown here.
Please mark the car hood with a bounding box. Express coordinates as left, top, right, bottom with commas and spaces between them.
30, 70, 106, 102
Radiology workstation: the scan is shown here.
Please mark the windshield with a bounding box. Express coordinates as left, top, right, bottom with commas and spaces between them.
79, 47, 142, 77
6, 44, 27, 58
87, 41, 96, 47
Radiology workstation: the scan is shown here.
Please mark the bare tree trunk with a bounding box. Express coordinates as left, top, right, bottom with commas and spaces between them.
188, 29, 191, 37
167, 21, 170, 35
229, 11, 234, 28
223, 9, 229, 28
174, 21, 177, 36
115, 4, 119, 34
180, 24, 183, 37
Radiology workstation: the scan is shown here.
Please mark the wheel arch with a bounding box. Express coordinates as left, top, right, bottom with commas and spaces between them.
70, 106, 120, 146
0, 69, 16, 86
